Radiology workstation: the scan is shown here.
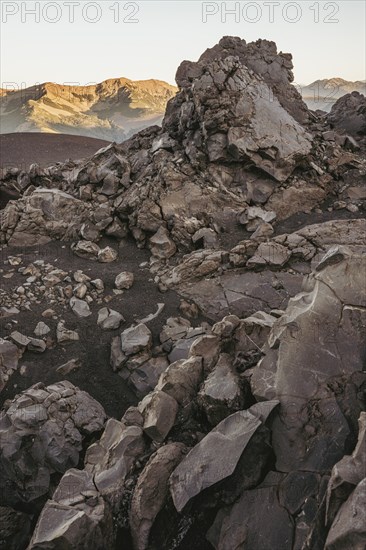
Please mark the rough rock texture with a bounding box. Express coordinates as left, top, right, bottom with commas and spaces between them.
251, 247, 366, 472
197, 36, 309, 124
325, 412, 366, 529
327, 91, 366, 137
1, 189, 92, 246
169, 400, 279, 512
138, 390, 179, 443
197, 353, 244, 425
164, 50, 312, 182
1, 35, 366, 550
325, 478, 366, 550
0, 506, 32, 550
130, 443, 187, 550
0, 381, 106, 506
156, 356, 203, 406
27, 468, 114, 550
0, 339, 22, 392
121, 324, 152, 356
207, 482, 294, 550
85, 418, 145, 502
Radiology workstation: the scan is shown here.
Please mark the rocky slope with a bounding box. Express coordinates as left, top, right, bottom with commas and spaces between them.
301, 78, 366, 112
0, 36, 365, 550
0, 78, 177, 141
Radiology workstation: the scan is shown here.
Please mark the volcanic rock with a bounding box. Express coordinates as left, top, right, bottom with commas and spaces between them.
0, 381, 106, 506
169, 400, 279, 512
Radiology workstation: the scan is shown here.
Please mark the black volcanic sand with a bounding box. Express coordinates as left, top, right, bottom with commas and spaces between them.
0, 133, 111, 170
0, 238, 205, 419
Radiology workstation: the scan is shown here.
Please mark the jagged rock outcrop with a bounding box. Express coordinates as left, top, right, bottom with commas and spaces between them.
0, 35, 365, 550
0, 188, 92, 246
0, 37, 320, 253
164, 47, 312, 180
196, 36, 309, 124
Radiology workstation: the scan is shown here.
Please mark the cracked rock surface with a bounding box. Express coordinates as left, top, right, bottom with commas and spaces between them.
0, 35, 366, 550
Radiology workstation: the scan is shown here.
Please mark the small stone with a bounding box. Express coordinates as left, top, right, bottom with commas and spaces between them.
56, 321, 79, 343
150, 227, 176, 259
42, 309, 56, 318
10, 331, 30, 348
72, 240, 100, 260
69, 297, 92, 318
121, 324, 152, 356
8, 256, 22, 266
73, 270, 91, 283
56, 358, 81, 375
73, 283, 88, 299
28, 338, 47, 353
91, 279, 104, 291
98, 246, 118, 263
115, 271, 134, 290
97, 308, 124, 330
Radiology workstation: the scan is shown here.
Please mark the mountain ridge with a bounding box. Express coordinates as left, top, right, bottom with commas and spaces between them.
0, 77, 177, 141
1, 75, 365, 140
300, 77, 366, 112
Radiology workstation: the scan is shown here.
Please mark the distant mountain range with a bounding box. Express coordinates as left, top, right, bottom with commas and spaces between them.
0, 77, 364, 142
0, 78, 177, 141
300, 78, 366, 112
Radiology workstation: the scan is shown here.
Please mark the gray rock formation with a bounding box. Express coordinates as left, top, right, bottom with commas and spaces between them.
197, 353, 244, 425
327, 91, 366, 137
121, 324, 152, 356
325, 412, 366, 529
169, 400, 279, 512
197, 36, 309, 124
0, 381, 106, 506
1, 189, 91, 246
28, 469, 114, 550
207, 481, 294, 550
97, 307, 124, 330
0, 339, 22, 392
138, 390, 179, 443
164, 50, 312, 181
130, 443, 187, 550
325, 478, 366, 550
85, 418, 145, 502
251, 247, 366, 472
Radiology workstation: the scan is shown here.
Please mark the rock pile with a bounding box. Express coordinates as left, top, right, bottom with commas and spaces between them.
0, 35, 365, 549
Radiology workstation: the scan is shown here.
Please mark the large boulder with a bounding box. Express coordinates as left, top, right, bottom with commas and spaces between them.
325, 478, 366, 550
325, 412, 366, 527
251, 247, 366, 472
85, 418, 145, 504
207, 479, 294, 550
1, 188, 92, 246
327, 91, 366, 138
197, 353, 244, 425
130, 443, 187, 550
164, 53, 312, 181
0, 381, 106, 506
27, 469, 114, 550
169, 400, 279, 512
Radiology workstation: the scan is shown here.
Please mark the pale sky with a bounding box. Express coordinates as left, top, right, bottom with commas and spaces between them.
1, 1, 365, 89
